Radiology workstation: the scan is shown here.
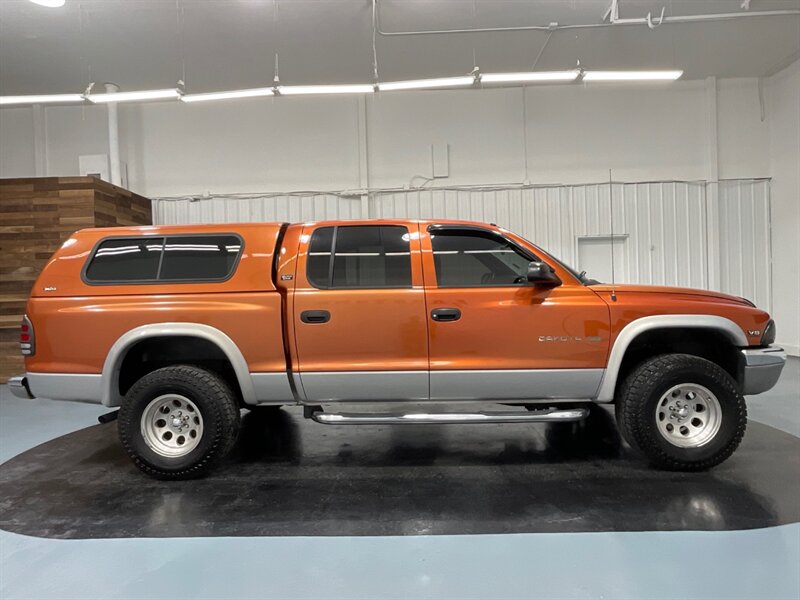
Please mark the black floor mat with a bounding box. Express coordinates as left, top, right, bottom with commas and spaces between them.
0, 406, 797, 538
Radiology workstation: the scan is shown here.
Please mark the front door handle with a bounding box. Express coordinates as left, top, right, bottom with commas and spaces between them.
431, 308, 461, 322
301, 310, 331, 324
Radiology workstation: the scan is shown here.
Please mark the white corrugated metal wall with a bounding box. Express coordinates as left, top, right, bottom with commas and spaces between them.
152, 178, 771, 310
153, 193, 362, 225
718, 179, 772, 311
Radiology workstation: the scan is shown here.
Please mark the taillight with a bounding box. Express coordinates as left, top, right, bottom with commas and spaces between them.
761, 320, 776, 346
20, 315, 34, 356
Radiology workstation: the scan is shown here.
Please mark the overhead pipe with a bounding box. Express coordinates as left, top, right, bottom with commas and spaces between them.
608, 8, 800, 27
104, 82, 122, 187
374, 0, 799, 36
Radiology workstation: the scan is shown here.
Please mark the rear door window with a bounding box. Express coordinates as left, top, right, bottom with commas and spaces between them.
307, 225, 412, 289
306, 226, 335, 288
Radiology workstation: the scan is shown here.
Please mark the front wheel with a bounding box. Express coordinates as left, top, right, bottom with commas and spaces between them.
615, 354, 747, 471
118, 365, 240, 480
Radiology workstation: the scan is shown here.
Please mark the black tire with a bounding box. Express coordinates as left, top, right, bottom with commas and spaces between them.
615, 353, 747, 471
118, 365, 240, 480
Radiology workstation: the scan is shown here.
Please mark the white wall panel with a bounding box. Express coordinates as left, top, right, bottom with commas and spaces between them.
525, 82, 708, 185
153, 194, 361, 225
766, 59, 800, 353
152, 178, 771, 310
0, 107, 35, 178
718, 179, 771, 311
368, 181, 712, 290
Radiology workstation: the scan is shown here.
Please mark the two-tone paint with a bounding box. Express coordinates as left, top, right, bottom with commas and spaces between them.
12, 219, 785, 407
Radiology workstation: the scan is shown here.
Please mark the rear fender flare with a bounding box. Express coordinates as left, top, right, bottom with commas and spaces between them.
101, 322, 256, 407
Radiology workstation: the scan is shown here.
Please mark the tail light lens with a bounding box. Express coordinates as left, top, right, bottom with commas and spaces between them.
20, 315, 34, 356
761, 320, 776, 346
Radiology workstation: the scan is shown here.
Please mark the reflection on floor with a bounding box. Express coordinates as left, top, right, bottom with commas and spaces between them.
1, 357, 798, 599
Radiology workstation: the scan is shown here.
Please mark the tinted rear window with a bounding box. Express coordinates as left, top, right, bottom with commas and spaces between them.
160, 236, 242, 281
84, 234, 243, 283
84, 237, 164, 282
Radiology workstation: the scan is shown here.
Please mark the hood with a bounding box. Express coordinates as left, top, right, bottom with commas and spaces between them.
589, 284, 753, 306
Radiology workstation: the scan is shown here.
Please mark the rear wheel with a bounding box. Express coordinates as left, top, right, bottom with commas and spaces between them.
118, 365, 240, 479
615, 354, 747, 471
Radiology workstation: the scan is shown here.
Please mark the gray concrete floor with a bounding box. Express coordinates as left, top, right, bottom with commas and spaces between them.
743, 355, 800, 437
1, 358, 798, 600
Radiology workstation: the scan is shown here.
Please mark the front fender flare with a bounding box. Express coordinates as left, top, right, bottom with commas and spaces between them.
595, 314, 748, 402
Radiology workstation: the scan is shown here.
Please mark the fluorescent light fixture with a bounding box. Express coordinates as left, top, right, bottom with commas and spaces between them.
87, 88, 181, 103
278, 84, 375, 95
0, 94, 84, 106
181, 87, 275, 103
481, 70, 580, 84
582, 70, 683, 81
378, 76, 475, 91
29, 0, 65, 7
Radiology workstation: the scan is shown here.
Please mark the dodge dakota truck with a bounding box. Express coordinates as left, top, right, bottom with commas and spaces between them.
9, 220, 786, 479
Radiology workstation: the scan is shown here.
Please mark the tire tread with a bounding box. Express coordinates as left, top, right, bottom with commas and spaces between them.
616, 353, 747, 471
118, 365, 239, 480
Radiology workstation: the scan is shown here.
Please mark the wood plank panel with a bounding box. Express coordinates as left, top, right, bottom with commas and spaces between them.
0, 176, 151, 383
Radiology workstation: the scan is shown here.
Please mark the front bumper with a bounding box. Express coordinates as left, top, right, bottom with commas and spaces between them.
740, 346, 786, 395
7, 375, 34, 400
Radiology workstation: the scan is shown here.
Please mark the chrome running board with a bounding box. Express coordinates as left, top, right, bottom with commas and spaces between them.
311, 407, 588, 425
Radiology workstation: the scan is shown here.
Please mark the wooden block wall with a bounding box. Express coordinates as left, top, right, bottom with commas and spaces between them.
0, 177, 151, 383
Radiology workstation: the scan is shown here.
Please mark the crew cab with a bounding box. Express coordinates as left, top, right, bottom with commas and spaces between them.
9, 220, 786, 479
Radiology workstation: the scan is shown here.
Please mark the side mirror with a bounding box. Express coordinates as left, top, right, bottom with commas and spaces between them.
527, 261, 560, 286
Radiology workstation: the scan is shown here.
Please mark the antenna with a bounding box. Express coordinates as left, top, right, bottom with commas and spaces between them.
609, 168, 617, 302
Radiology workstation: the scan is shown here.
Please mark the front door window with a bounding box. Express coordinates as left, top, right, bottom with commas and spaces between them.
430, 229, 532, 287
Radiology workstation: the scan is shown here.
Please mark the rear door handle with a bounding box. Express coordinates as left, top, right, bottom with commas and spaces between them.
431, 308, 461, 322
301, 310, 331, 324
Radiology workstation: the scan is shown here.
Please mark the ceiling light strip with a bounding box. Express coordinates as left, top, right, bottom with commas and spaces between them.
28, 0, 65, 7
582, 70, 683, 81
181, 87, 275, 103
278, 84, 375, 95
87, 88, 181, 103
0, 94, 85, 106
378, 76, 476, 91
481, 70, 580, 83
1, 71, 687, 107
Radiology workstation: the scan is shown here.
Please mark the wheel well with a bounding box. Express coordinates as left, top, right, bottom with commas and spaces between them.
118, 336, 243, 403
615, 328, 741, 396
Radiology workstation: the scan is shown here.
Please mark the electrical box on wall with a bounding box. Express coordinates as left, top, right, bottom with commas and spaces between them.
79, 154, 128, 188
78, 154, 110, 183
431, 143, 450, 178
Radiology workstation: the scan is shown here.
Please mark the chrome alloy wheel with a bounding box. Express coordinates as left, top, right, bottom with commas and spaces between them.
655, 383, 722, 448
140, 394, 204, 458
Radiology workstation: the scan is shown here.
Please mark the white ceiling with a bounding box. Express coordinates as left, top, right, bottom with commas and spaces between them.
1, 0, 799, 95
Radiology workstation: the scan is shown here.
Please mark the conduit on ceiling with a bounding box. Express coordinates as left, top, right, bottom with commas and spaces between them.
373, 0, 800, 36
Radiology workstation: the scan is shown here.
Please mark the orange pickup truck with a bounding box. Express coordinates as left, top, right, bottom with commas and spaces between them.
9, 220, 785, 479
